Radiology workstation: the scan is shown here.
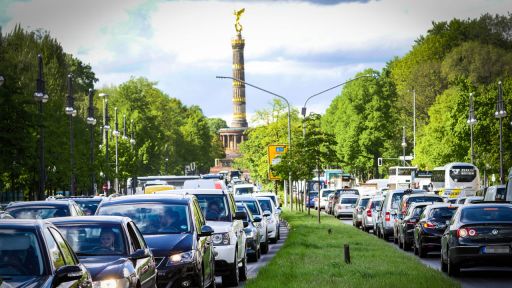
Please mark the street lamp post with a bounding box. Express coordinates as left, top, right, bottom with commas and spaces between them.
130, 120, 136, 195
34, 54, 49, 200
113, 107, 120, 193
86, 89, 97, 195
495, 81, 507, 184
401, 126, 407, 167
99, 93, 110, 193
65, 74, 77, 195
216, 76, 292, 208
467, 92, 477, 164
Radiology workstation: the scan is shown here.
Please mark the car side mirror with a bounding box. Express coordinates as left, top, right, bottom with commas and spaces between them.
234, 211, 247, 220
129, 248, 149, 260
263, 210, 272, 217
53, 265, 84, 286
253, 216, 262, 223
200, 225, 214, 237
276, 208, 282, 214
243, 221, 249, 228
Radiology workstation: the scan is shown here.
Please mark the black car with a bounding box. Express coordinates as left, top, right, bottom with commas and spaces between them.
5, 200, 84, 219
0, 219, 92, 287
49, 216, 157, 288
236, 203, 262, 262
396, 202, 431, 251
413, 204, 459, 257
51, 196, 105, 215
440, 203, 512, 276
96, 194, 216, 288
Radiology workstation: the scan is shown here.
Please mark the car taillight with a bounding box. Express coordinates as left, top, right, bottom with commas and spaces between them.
366, 209, 372, 217
423, 222, 435, 228
406, 219, 416, 225
385, 212, 390, 222
457, 228, 477, 238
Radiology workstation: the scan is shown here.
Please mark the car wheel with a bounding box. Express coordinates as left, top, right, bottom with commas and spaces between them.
393, 229, 398, 244
441, 251, 448, 272
257, 247, 261, 259
248, 251, 257, 262
447, 251, 460, 276
418, 240, 427, 258
403, 238, 411, 251
277, 226, 281, 241
206, 272, 216, 288
238, 254, 247, 281
261, 235, 269, 254
398, 235, 403, 249
221, 252, 239, 287
413, 241, 418, 255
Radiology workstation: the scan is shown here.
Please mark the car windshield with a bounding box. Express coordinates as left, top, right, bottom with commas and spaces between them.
75, 202, 101, 216
429, 207, 458, 221
371, 200, 382, 210
409, 206, 426, 217
0, 229, 44, 276
341, 197, 357, 204
407, 196, 443, 205
57, 224, 126, 256
195, 194, 231, 221
7, 206, 69, 219
461, 206, 512, 222
358, 198, 370, 208
98, 203, 191, 234
257, 199, 272, 213
238, 200, 261, 216
235, 187, 253, 195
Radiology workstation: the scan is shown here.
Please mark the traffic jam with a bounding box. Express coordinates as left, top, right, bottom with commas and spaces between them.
0, 175, 281, 288
313, 163, 512, 277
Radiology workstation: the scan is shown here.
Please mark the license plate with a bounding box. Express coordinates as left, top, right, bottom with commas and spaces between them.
483, 246, 510, 254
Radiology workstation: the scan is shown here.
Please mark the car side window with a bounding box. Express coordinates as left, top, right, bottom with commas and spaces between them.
193, 200, 205, 228
228, 194, 237, 219
43, 228, 66, 270
190, 203, 202, 232
49, 228, 77, 265
74, 204, 84, 216
126, 222, 143, 251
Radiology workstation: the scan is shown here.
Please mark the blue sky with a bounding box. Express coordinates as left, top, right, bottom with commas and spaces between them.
1, 0, 510, 124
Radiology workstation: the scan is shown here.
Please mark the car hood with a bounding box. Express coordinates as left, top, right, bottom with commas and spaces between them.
206, 221, 231, 234
0, 276, 51, 288
79, 256, 128, 281
144, 234, 193, 257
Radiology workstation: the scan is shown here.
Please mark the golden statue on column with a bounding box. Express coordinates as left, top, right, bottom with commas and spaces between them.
234, 8, 245, 33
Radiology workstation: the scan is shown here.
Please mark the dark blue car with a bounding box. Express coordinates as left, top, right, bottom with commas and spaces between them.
306, 191, 319, 208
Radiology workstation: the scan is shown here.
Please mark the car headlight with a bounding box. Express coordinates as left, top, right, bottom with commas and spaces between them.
212, 232, 230, 245
166, 250, 195, 266
92, 278, 130, 288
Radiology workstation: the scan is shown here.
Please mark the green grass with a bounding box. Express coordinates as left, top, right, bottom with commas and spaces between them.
245, 210, 460, 288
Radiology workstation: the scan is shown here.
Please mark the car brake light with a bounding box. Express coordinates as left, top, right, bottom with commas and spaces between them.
468, 229, 477, 236
423, 222, 435, 228
214, 182, 222, 189
385, 212, 390, 222
366, 209, 372, 217
457, 228, 468, 238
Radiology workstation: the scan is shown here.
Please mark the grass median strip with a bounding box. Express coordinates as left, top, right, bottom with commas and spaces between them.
245, 210, 459, 288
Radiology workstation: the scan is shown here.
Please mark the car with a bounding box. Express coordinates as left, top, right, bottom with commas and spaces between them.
96, 194, 216, 288
396, 202, 432, 251
49, 216, 157, 288
254, 192, 280, 209
462, 196, 484, 204
233, 183, 255, 195
183, 179, 227, 190
483, 184, 508, 202
393, 192, 444, 244
352, 196, 372, 228
0, 219, 92, 287
236, 203, 262, 262
325, 192, 338, 215
256, 196, 281, 243
440, 203, 512, 276
305, 191, 319, 208
0, 211, 14, 219
334, 194, 358, 218
164, 189, 247, 287
413, 203, 460, 258
361, 196, 383, 233
49, 196, 105, 215
314, 189, 335, 210
235, 195, 270, 254
5, 200, 84, 219
376, 189, 426, 241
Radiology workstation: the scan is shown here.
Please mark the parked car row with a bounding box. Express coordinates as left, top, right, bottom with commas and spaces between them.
0, 183, 282, 287
348, 188, 512, 277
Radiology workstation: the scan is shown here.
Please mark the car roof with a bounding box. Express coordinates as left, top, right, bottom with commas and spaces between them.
233, 184, 255, 188
7, 200, 73, 208
99, 194, 192, 206
340, 194, 359, 198
424, 203, 461, 209
405, 193, 442, 198
0, 218, 50, 228
165, 189, 228, 195
234, 195, 258, 201
253, 192, 276, 197
459, 203, 512, 209
48, 215, 129, 225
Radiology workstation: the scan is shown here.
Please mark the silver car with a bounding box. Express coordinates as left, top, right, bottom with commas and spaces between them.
352, 196, 372, 228
334, 194, 358, 219
362, 196, 383, 233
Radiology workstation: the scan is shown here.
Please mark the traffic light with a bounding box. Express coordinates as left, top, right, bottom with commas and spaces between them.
378, 158, 383, 166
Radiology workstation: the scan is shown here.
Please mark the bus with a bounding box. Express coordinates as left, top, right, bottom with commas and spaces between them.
388, 166, 418, 190
127, 175, 200, 194
431, 162, 480, 196
324, 169, 355, 189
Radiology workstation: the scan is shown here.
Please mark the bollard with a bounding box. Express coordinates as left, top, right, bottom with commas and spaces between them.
344, 244, 351, 264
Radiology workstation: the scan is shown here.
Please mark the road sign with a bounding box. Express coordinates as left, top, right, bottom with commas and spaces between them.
268, 144, 288, 180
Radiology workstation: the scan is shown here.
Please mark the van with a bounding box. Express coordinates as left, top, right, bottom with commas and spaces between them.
483, 185, 507, 202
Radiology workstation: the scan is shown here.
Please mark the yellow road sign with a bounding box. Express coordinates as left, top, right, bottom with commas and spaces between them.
268, 144, 288, 180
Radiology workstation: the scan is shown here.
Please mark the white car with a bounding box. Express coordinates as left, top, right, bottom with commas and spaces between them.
165, 189, 247, 286
233, 183, 255, 195
254, 192, 280, 208
235, 195, 271, 254
334, 194, 358, 218
315, 189, 335, 210
256, 196, 281, 243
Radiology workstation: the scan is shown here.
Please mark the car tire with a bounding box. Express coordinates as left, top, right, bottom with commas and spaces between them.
418, 240, 427, 258
261, 235, 269, 254
248, 251, 258, 262
206, 273, 216, 288
403, 238, 411, 251
398, 235, 403, 249
277, 226, 281, 241
413, 242, 418, 255
238, 254, 247, 281
221, 253, 239, 287
257, 247, 261, 259
441, 252, 448, 272
447, 252, 460, 276
393, 229, 398, 244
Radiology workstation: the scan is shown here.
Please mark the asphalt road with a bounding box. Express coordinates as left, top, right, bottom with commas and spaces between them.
338, 218, 512, 288
215, 222, 289, 287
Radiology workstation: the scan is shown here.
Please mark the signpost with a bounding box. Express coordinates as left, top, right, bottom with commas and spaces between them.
268, 144, 288, 180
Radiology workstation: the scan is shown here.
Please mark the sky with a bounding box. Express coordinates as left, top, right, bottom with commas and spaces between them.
1, 0, 511, 125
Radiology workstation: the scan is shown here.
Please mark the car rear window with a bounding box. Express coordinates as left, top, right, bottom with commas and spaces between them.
341, 197, 357, 204
407, 196, 443, 205
371, 200, 382, 210
358, 198, 370, 208
461, 206, 512, 222
391, 193, 404, 209
7, 206, 70, 219
429, 207, 458, 220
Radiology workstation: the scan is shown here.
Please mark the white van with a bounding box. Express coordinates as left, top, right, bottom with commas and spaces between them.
233, 184, 255, 195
